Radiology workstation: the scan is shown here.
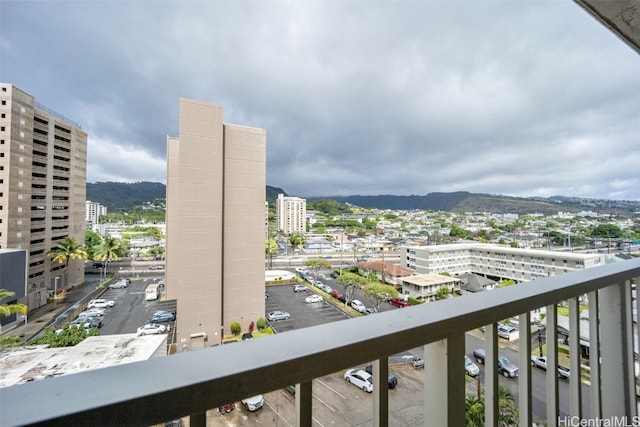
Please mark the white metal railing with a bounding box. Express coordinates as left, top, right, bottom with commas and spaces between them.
1, 259, 639, 426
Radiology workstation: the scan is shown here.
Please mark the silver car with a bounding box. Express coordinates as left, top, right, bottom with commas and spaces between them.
266, 311, 290, 321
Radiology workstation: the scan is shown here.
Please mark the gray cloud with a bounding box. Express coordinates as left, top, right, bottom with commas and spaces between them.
2, 1, 638, 200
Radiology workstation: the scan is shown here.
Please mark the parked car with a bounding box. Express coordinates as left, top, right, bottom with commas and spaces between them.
150, 311, 176, 323
136, 323, 167, 336
293, 284, 308, 292
218, 403, 235, 414
465, 355, 480, 377
305, 294, 323, 303
267, 311, 290, 321
531, 356, 570, 379
497, 324, 517, 339
350, 299, 367, 313
388, 297, 411, 308
241, 395, 264, 411
330, 290, 346, 302
412, 356, 425, 368
149, 265, 164, 270
87, 299, 114, 309
498, 356, 519, 378
344, 369, 373, 393
365, 365, 398, 389
473, 348, 486, 364
108, 280, 128, 289
79, 307, 106, 317
71, 316, 102, 329
241, 332, 253, 341
284, 385, 296, 396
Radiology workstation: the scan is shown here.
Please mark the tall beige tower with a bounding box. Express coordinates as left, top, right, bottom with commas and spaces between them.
0, 83, 87, 310
276, 193, 307, 235
166, 98, 266, 350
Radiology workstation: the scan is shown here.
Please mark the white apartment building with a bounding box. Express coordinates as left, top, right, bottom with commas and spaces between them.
85, 200, 107, 228
0, 84, 87, 310
276, 193, 306, 235
401, 243, 605, 283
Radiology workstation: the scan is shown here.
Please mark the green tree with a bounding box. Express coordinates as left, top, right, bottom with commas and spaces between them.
0, 289, 27, 333
230, 322, 241, 336
363, 283, 398, 313
289, 233, 305, 252
336, 272, 367, 303
47, 237, 88, 288
94, 236, 126, 275
591, 224, 622, 238
465, 386, 519, 427
84, 230, 102, 260
32, 325, 99, 347
305, 258, 332, 281
449, 225, 469, 238
435, 286, 450, 300
265, 239, 279, 269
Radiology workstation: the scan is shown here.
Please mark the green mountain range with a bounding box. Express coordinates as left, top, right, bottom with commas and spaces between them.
86, 182, 639, 215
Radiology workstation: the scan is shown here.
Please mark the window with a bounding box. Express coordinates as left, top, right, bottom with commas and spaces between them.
0, 127, 4, 131
1, 114, 5, 118
1, 100, 5, 105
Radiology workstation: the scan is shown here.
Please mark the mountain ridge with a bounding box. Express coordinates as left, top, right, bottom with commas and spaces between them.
86, 182, 639, 215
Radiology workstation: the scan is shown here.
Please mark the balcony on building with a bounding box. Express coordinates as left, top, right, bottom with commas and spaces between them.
1, 258, 639, 427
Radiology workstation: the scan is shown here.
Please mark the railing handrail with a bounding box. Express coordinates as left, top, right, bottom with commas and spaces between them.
2, 258, 639, 426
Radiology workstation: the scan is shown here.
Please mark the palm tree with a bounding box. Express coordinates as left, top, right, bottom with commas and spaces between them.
94, 236, 125, 278
47, 237, 88, 289
0, 289, 27, 333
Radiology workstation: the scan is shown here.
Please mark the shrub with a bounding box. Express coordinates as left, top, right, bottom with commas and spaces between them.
230, 322, 241, 336
256, 317, 266, 331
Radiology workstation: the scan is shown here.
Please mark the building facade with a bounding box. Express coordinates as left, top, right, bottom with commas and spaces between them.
276, 193, 306, 235
0, 84, 87, 310
166, 98, 266, 350
401, 243, 604, 282
85, 200, 107, 228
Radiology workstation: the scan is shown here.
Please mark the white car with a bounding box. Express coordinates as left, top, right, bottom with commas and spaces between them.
136, 323, 167, 336
465, 355, 480, 377
79, 307, 106, 317
350, 299, 367, 313
344, 369, 373, 393
108, 280, 128, 289
149, 265, 164, 270
305, 294, 323, 303
241, 394, 264, 412
294, 284, 308, 292
87, 299, 114, 309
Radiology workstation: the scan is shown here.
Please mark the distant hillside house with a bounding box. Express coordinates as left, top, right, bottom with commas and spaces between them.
357, 260, 414, 286
398, 273, 463, 301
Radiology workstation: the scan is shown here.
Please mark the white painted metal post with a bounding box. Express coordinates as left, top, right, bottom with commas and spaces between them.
518, 312, 532, 426
600, 282, 633, 418
485, 324, 498, 427
424, 336, 465, 427
295, 381, 312, 427
568, 297, 582, 417
588, 290, 602, 419
546, 303, 559, 427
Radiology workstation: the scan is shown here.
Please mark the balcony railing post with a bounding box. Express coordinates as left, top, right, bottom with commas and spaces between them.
546, 303, 559, 427
295, 381, 312, 427
424, 335, 464, 427
372, 357, 389, 427
518, 312, 532, 426
599, 281, 634, 418
568, 297, 582, 417
189, 411, 205, 427
588, 290, 602, 419
485, 324, 498, 427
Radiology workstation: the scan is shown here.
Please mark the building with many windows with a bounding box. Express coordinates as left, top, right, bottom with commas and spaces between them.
85, 200, 107, 229
0, 84, 87, 310
401, 243, 604, 282
165, 98, 266, 350
276, 193, 306, 235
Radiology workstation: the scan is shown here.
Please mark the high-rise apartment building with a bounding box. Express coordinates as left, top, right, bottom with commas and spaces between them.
166, 98, 266, 350
0, 84, 87, 309
85, 200, 107, 228
276, 193, 306, 235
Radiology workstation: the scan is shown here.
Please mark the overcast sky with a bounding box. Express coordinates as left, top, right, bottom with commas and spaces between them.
1, 1, 638, 200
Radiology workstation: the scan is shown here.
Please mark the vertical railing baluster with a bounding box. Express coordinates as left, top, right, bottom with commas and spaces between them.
599, 282, 633, 417
568, 297, 582, 417
518, 311, 532, 427
296, 381, 312, 427
189, 411, 206, 427
588, 290, 602, 419
623, 280, 636, 417
424, 335, 464, 427
372, 357, 389, 427
485, 323, 498, 427
546, 303, 559, 427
